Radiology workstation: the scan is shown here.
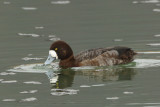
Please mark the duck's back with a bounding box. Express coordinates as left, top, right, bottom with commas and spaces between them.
75, 46, 136, 66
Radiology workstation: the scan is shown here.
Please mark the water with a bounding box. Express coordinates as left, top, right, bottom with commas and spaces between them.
1, 0, 160, 106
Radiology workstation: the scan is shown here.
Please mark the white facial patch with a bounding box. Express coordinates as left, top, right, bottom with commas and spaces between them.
49, 50, 58, 59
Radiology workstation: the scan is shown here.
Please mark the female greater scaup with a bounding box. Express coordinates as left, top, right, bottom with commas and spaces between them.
44, 40, 136, 68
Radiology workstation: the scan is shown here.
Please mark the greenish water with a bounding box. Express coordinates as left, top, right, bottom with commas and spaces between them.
1, 0, 160, 107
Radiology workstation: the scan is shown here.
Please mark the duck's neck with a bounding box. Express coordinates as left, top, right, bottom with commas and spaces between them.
59, 55, 77, 69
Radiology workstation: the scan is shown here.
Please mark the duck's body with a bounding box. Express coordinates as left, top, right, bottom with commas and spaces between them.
44, 41, 136, 68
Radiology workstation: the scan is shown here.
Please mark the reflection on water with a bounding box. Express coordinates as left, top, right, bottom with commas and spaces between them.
47, 67, 136, 89
6, 58, 160, 97
8, 58, 160, 90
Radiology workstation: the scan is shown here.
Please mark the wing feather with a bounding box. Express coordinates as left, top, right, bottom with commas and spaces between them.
75, 46, 136, 63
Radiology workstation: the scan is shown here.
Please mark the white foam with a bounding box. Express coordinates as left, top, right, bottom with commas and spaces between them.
92, 84, 105, 87
123, 91, 134, 94
106, 97, 119, 100
143, 105, 160, 107
113, 39, 123, 42
35, 26, 44, 29
22, 57, 44, 61
1, 80, 17, 83
126, 103, 160, 105
7, 63, 57, 73
154, 34, 160, 37
48, 35, 61, 41
141, 0, 160, 3
28, 54, 33, 56
51, 1, 70, 4
48, 35, 56, 38
23, 81, 42, 84
51, 89, 79, 96
2, 99, 16, 102
72, 66, 96, 71
132, 1, 139, 3
20, 90, 38, 94
137, 51, 160, 54
21, 97, 37, 102
146, 43, 160, 46
0, 72, 16, 75
7, 58, 160, 74
50, 75, 59, 84
80, 85, 91, 88
49, 37, 61, 41
134, 59, 160, 68
22, 7, 37, 10
18, 33, 40, 37
153, 9, 160, 12
3, 1, 11, 4
0, 79, 4, 81
133, 0, 160, 4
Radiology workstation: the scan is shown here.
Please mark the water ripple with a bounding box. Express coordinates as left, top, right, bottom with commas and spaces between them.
22, 7, 37, 10
23, 81, 42, 84
51, 1, 70, 4
20, 97, 37, 102
22, 57, 44, 61
51, 89, 79, 96
20, 90, 38, 94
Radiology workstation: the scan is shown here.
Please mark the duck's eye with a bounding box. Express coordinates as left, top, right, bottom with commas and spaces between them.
55, 48, 58, 51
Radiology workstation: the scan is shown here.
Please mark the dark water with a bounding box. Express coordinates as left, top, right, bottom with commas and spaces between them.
1, 0, 160, 107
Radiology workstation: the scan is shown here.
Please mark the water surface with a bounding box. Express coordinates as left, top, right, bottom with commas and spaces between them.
1, 0, 160, 107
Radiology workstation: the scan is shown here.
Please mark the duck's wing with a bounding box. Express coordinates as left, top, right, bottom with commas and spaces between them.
75, 48, 106, 62
75, 46, 136, 65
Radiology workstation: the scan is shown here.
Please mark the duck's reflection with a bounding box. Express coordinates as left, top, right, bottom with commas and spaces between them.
45, 67, 136, 89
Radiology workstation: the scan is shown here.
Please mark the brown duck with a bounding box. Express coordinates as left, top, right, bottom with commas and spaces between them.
44, 40, 136, 68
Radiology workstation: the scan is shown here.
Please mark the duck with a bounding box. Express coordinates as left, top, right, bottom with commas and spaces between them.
44, 40, 136, 68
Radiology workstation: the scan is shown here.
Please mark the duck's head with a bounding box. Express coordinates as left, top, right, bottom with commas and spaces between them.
44, 40, 73, 65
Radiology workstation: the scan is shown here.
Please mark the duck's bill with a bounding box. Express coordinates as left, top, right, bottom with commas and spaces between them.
44, 54, 56, 65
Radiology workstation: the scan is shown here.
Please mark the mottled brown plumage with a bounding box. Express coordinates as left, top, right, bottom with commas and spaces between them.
48, 41, 136, 68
